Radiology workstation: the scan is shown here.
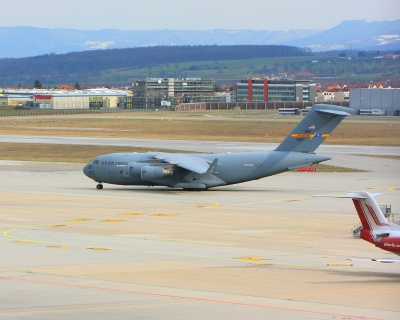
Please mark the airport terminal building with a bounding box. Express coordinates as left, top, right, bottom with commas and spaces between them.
236, 78, 316, 103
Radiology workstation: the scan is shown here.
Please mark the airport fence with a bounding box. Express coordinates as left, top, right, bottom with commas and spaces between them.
0, 108, 170, 117
176, 101, 350, 112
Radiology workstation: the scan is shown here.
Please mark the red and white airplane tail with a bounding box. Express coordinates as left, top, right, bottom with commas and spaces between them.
314, 192, 400, 257
340, 192, 391, 242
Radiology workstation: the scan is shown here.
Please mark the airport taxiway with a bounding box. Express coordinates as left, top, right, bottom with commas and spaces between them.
0, 148, 399, 319
0, 134, 400, 156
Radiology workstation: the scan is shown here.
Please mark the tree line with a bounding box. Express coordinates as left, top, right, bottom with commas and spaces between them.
0, 45, 310, 86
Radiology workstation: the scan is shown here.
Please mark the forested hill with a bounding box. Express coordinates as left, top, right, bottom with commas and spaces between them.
0, 45, 310, 85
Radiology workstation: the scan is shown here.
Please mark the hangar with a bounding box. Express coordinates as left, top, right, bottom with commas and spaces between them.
350, 88, 400, 116
33, 89, 127, 109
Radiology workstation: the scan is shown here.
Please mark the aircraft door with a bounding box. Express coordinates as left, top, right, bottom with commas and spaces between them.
109, 172, 116, 182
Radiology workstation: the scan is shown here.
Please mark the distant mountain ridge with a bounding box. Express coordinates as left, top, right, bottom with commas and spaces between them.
284, 20, 400, 51
0, 20, 399, 58
0, 27, 322, 58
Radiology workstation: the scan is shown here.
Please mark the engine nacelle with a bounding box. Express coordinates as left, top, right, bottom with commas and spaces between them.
141, 166, 174, 181
128, 162, 146, 177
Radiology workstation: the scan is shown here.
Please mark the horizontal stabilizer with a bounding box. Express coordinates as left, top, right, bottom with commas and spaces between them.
316, 109, 352, 116
313, 192, 390, 232
312, 192, 382, 199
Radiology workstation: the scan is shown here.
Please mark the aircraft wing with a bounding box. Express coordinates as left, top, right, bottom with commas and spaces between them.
155, 153, 216, 174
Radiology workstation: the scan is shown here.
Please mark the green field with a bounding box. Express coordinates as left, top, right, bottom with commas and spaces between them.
8, 54, 398, 87
92, 56, 399, 84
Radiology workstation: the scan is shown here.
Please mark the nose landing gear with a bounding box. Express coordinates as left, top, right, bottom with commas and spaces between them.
96, 184, 103, 189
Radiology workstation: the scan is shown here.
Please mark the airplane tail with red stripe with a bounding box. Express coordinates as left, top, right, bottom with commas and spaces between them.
350, 192, 390, 232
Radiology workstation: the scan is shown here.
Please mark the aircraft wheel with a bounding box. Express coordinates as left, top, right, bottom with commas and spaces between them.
96, 184, 103, 190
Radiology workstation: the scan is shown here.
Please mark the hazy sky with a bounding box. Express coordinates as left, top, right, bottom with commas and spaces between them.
2, 0, 399, 31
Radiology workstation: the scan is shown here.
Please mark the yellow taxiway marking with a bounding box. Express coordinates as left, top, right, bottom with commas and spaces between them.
1, 228, 392, 274
119, 212, 144, 216
150, 213, 176, 217
327, 263, 353, 267
42, 218, 94, 229
176, 198, 219, 211
389, 186, 400, 192
99, 219, 124, 223
86, 247, 112, 251
1, 185, 397, 274
235, 257, 268, 261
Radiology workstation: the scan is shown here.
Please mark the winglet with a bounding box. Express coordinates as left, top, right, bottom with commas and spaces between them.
206, 158, 218, 174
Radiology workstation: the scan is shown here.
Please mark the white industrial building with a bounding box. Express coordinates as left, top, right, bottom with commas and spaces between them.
0, 94, 31, 106
317, 91, 349, 103
0, 88, 127, 110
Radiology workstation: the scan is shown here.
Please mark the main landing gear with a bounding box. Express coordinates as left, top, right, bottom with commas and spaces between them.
96, 184, 103, 189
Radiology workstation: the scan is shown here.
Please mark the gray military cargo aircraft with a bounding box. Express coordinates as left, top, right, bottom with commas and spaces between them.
83, 104, 354, 190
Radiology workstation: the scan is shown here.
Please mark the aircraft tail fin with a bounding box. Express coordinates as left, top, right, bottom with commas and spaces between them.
275, 104, 354, 153
313, 192, 390, 232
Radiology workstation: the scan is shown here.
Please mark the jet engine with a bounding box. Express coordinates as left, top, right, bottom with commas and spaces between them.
129, 163, 174, 180
128, 162, 146, 177
141, 166, 174, 180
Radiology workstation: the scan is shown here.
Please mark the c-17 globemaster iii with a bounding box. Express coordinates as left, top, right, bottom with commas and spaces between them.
83, 104, 354, 191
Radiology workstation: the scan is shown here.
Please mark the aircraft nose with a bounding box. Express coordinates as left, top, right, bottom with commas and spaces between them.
83, 163, 91, 177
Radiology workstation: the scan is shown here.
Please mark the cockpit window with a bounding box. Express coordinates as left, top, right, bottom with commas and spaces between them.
92, 160, 100, 164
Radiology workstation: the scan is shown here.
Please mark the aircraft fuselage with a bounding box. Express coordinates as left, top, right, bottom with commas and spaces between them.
83, 151, 330, 189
